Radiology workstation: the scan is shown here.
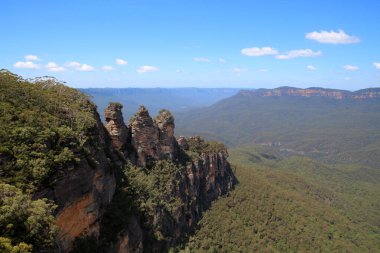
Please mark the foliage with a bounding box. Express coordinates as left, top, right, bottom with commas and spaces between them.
0, 237, 32, 253
176, 93, 380, 167
0, 70, 104, 252
0, 70, 97, 190
125, 160, 183, 220
181, 147, 380, 252
0, 183, 56, 252
186, 136, 226, 159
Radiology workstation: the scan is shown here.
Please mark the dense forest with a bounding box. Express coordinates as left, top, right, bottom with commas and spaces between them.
176, 91, 380, 167
173, 89, 380, 252
181, 149, 380, 252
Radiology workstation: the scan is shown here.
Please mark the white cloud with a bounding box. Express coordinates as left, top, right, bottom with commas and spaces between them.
258, 68, 268, 72
13, 61, 40, 69
193, 57, 210, 62
66, 61, 95, 71
305, 29, 360, 44
25, 54, 40, 61
137, 65, 160, 73
241, 47, 278, 57
276, 49, 321, 59
345, 77, 352, 81
232, 67, 248, 74
67, 61, 81, 68
373, 62, 380, 70
218, 58, 226, 63
79, 64, 95, 71
116, 59, 128, 65
46, 62, 65, 72
102, 65, 114, 71
343, 65, 359, 71
307, 65, 317, 71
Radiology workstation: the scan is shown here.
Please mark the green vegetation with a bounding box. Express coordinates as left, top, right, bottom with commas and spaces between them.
0, 183, 57, 252
0, 70, 98, 191
72, 160, 188, 253
0, 70, 99, 252
181, 148, 380, 252
124, 160, 184, 238
3, 70, 380, 252
176, 94, 380, 167
186, 136, 226, 159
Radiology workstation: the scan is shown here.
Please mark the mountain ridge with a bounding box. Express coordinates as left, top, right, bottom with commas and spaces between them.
239, 86, 380, 99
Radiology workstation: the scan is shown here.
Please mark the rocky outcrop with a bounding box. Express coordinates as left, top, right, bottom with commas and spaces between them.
177, 136, 189, 151
103, 103, 237, 253
239, 87, 380, 100
155, 109, 178, 161
105, 102, 129, 150
108, 217, 143, 253
32, 102, 235, 253
128, 106, 161, 167
0, 71, 236, 253
34, 111, 117, 252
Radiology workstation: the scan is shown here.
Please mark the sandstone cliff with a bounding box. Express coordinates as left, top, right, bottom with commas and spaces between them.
102, 104, 236, 253
38, 101, 236, 253
33, 110, 118, 252
0, 70, 236, 253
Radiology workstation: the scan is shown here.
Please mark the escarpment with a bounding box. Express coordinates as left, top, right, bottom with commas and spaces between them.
0, 70, 236, 253
103, 103, 237, 253
239, 87, 380, 99
34, 110, 119, 252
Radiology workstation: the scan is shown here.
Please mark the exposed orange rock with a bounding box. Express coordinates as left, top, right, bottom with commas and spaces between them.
56, 193, 99, 252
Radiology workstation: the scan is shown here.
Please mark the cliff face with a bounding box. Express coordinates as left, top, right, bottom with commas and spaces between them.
1, 69, 236, 253
103, 104, 237, 253
239, 87, 380, 99
34, 111, 118, 252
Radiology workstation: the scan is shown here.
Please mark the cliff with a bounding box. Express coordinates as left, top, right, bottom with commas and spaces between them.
0, 71, 236, 253
103, 104, 236, 253
239, 86, 380, 99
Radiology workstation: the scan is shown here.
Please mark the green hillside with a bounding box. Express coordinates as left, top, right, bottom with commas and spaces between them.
175, 89, 380, 252
181, 149, 380, 252
176, 92, 380, 167
0, 70, 99, 251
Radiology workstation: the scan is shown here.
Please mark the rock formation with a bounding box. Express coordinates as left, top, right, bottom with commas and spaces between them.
155, 109, 178, 161
105, 102, 129, 150
34, 111, 117, 252
13, 97, 236, 253
102, 104, 237, 253
128, 106, 160, 167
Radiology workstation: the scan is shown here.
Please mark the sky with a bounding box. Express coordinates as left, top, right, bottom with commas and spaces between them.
1, 0, 380, 89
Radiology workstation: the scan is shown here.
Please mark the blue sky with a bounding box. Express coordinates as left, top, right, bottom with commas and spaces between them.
1, 0, 380, 89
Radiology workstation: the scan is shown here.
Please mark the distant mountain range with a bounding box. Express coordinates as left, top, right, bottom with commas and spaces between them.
80, 88, 242, 120
239, 86, 380, 99
175, 86, 380, 167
